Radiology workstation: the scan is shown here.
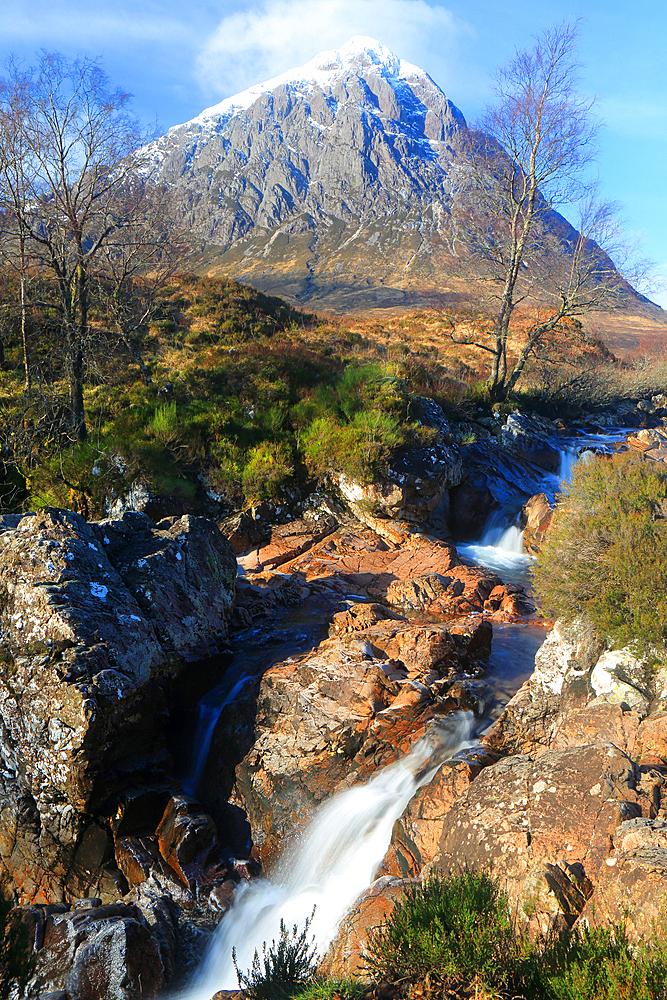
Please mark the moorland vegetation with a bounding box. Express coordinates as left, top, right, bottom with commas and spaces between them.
1, 268, 665, 518
233, 871, 667, 1000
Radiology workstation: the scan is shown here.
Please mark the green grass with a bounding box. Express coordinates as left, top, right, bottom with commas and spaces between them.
224, 871, 667, 1000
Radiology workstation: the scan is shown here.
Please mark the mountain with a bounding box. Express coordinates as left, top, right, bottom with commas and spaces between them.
145, 37, 472, 310
145, 37, 667, 347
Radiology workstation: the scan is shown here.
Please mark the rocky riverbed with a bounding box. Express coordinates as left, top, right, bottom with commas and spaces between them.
4, 397, 667, 998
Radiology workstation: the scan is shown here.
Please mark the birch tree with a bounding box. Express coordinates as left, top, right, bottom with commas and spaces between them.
450, 22, 630, 400
0, 53, 150, 439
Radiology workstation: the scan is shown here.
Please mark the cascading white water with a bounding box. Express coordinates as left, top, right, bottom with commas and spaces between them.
557, 444, 580, 485
177, 712, 475, 1000
479, 509, 525, 554
457, 509, 533, 586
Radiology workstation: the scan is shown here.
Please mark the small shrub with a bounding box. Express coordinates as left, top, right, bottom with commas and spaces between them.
527, 925, 658, 1000
303, 412, 405, 484
147, 401, 180, 445
366, 869, 516, 994
241, 440, 294, 504
233, 913, 318, 1000
533, 452, 667, 658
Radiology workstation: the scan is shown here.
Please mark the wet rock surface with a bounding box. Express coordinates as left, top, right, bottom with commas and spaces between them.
521, 493, 554, 555
0, 507, 242, 997
238, 519, 533, 621
3, 408, 657, 995
27, 900, 166, 1000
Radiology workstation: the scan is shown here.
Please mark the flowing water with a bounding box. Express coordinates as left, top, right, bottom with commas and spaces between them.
179, 599, 337, 794
457, 508, 534, 588
177, 713, 476, 1000
457, 429, 631, 586
175, 426, 632, 995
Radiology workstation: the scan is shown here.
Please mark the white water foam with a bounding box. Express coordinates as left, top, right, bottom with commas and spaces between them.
177, 712, 475, 999
458, 509, 534, 586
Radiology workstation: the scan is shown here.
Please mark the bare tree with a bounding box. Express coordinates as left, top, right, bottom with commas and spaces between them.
0, 53, 153, 439
0, 61, 38, 392
93, 176, 196, 384
448, 21, 633, 400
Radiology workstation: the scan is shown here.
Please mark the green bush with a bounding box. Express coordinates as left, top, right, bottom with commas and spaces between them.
241, 441, 294, 504
526, 925, 667, 1000
233, 913, 318, 1000
366, 870, 516, 994
533, 453, 667, 658
147, 401, 180, 445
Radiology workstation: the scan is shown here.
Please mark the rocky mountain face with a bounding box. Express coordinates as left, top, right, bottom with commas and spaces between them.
146, 37, 472, 309
144, 35, 667, 342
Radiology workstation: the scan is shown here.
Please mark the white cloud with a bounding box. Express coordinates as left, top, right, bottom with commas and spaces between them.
196, 0, 475, 103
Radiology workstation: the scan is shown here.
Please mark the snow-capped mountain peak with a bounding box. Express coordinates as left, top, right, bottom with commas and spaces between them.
189, 36, 432, 128
144, 36, 471, 309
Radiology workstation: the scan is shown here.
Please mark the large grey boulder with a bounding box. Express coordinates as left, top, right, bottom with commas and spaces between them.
0, 508, 236, 903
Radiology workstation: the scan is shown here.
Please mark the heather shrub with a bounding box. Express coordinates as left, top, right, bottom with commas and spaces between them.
526, 925, 667, 1000
233, 913, 318, 1000
533, 452, 667, 657
366, 870, 516, 994
303, 412, 404, 483
241, 440, 294, 503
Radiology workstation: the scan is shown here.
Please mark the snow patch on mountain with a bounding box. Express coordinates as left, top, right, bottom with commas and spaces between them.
179, 36, 434, 131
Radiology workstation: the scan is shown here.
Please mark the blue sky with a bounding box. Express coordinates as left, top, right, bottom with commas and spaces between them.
3, 0, 665, 307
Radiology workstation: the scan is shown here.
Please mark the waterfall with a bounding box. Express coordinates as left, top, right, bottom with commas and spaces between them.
457, 509, 533, 586
479, 509, 525, 554
182, 674, 253, 796
557, 444, 580, 485
177, 712, 475, 1000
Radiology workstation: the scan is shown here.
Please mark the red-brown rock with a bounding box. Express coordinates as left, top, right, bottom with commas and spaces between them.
320, 876, 413, 982
433, 743, 645, 937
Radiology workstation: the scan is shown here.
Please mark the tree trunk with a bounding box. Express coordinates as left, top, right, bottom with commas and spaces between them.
68, 260, 87, 441
20, 262, 31, 394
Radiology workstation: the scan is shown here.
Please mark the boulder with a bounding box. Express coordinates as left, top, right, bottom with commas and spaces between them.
220, 613, 492, 865
485, 621, 606, 756
331, 399, 463, 539
433, 742, 648, 937
578, 819, 667, 942
500, 412, 562, 473
380, 746, 502, 878
589, 649, 651, 715
521, 493, 554, 555
0, 508, 236, 903
320, 876, 412, 982
30, 901, 165, 1000
485, 621, 659, 760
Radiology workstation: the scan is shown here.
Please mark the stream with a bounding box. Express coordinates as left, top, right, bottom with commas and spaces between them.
175, 425, 633, 996
178, 713, 476, 999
